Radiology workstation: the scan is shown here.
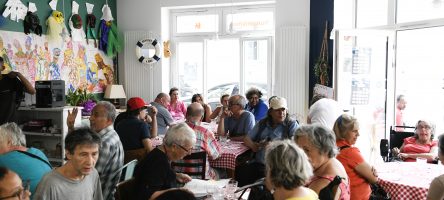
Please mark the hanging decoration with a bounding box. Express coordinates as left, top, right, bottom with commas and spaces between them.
98, 4, 121, 58
163, 40, 171, 58
69, 1, 85, 42
23, 2, 42, 36
46, 0, 69, 45
314, 21, 330, 86
2, 0, 27, 22
85, 3, 97, 47
136, 38, 161, 64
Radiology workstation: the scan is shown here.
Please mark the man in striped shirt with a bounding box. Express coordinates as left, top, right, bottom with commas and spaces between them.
173, 102, 221, 179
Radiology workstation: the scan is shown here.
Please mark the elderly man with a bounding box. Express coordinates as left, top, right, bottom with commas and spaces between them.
151, 92, 174, 135
0, 122, 51, 199
67, 101, 124, 200
34, 129, 103, 200
0, 167, 31, 200
217, 95, 255, 141
238, 96, 298, 186
173, 102, 222, 179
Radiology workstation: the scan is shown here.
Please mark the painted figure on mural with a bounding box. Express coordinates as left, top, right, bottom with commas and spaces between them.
87, 60, 98, 92
0, 36, 12, 73
76, 44, 88, 89
95, 53, 113, 90
49, 48, 61, 80
6, 43, 14, 71
13, 39, 27, 77
24, 36, 36, 85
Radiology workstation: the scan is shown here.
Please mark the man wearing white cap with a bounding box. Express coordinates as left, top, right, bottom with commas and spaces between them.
238, 96, 299, 186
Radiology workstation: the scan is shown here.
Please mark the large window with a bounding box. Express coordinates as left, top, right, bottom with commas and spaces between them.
171, 5, 274, 108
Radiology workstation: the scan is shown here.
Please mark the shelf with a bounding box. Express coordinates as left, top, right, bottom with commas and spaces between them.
23, 131, 62, 137
18, 106, 83, 112
48, 158, 63, 163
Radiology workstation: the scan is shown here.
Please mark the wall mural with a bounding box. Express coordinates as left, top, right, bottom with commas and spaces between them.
0, 30, 114, 93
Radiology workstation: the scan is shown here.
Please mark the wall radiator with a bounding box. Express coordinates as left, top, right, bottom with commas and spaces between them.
122, 31, 159, 102
275, 26, 308, 122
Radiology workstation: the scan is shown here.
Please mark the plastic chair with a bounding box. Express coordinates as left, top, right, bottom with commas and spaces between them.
113, 159, 138, 182
115, 178, 136, 200
171, 151, 207, 180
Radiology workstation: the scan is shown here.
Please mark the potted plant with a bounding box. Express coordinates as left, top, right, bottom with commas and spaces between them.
66, 88, 98, 116
314, 21, 330, 86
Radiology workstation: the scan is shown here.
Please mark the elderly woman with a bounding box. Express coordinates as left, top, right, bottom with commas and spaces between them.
245, 87, 268, 122
392, 120, 438, 162
191, 93, 212, 123
0, 122, 51, 199
427, 135, 444, 200
0, 167, 31, 200
333, 114, 378, 200
167, 87, 187, 121
133, 122, 196, 200
264, 140, 318, 200
294, 124, 350, 200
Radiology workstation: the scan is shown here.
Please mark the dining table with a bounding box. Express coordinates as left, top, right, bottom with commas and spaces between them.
375, 161, 444, 200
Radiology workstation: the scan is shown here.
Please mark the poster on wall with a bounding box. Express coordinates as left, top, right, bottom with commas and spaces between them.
0, 30, 114, 93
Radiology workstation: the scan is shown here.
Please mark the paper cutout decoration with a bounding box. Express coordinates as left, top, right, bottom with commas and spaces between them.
28, 2, 37, 13
85, 3, 97, 47
49, 0, 58, 11
46, 10, 68, 44
101, 4, 113, 21
86, 2, 94, 14
2, 0, 28, 22
69, 1, 85, 42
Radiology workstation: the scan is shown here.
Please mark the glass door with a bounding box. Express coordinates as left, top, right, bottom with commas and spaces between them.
334, 30, 394, 163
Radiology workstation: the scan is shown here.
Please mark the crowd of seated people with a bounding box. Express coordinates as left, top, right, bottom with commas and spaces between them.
3, 84, 444, 200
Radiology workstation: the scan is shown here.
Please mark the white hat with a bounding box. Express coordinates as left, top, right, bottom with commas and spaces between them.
269, 97, 287, 110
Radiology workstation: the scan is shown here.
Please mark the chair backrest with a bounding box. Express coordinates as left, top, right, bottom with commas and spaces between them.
389, 126, 415, 149
115, 178, 136, 200
113, 159, 138, 182
171, 151, 207, 179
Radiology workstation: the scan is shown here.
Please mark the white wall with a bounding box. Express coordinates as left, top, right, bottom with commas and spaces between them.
117, 0, 310, 113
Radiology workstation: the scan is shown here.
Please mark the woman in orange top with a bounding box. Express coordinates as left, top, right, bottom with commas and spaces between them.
333, 114, 378, 200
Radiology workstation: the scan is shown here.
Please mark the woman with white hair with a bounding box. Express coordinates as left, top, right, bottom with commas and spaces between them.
133, 122, 197, 200
0, 122, 51, 199
392, 119, 438, 162
264, 140, 318, 200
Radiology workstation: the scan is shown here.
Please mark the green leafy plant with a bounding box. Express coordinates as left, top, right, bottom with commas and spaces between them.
66, 88, 98, 106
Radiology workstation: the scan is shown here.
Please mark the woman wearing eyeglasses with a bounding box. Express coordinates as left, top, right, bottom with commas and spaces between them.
392, 120, 438, 162
0, 167, 30, 200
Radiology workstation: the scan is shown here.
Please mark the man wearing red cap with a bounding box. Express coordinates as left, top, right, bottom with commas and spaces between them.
115, 97, 158, 164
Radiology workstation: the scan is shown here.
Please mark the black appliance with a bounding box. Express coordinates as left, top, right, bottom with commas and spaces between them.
35, 80, 65, 108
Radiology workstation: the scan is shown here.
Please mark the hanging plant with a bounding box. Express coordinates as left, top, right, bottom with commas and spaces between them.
314, 21, 330, 86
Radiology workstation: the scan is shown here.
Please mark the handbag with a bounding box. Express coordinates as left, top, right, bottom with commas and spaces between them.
369, 183, 390, 200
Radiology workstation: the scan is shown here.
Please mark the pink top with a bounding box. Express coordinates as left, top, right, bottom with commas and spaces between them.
401, 136, 437, 162
167, 100, 187, 121
307, 175, 350, 200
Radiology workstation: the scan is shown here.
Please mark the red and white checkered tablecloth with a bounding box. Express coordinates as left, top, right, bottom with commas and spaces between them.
209, 141, 250, 170
375, 162, 444, 200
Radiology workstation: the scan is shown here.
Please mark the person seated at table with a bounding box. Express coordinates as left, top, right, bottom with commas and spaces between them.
307, 94, 342, 129
0, 122, 52, 199
191, 94, 212, 123
333, 114, 378, 200
167, 87, 187, 122
427, 135, 444, 200
151, 92, 175, 135
217, 95, 255, 141
209, 94, 230, 122
114, 99, 158, 138
264, 140, 318, 200
173, 102, 222, 180
0, 166, 31, 200
133, 123, 196, 200
294, 124, 350, 200
116, 97, 158, 164
392, 119, 438, 163
245, 87, 268, 122
239, 96, 298, 186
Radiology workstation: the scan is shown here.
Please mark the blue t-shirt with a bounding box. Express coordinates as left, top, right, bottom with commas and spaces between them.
245, 99, 268, 122
224, 111, 255, 137
247, 119, 298, 163
116, 116, 151, 150
0, 147, 52, 199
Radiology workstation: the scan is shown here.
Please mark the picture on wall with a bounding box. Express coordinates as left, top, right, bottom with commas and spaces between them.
0, 30, 114, 93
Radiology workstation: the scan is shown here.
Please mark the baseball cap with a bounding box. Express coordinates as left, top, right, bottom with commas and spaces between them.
269, 97, 287, 110
127, 97, 148, 111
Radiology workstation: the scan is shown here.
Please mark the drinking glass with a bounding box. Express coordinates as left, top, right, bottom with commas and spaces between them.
225, 179, 238, 199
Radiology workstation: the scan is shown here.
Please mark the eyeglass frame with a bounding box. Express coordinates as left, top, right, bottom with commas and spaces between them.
0, 180, 30, 200
174, 142, 193, 153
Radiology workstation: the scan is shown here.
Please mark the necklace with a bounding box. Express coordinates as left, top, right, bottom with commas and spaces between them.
314, 159, 330, 174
